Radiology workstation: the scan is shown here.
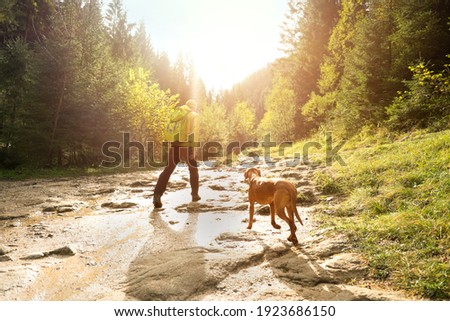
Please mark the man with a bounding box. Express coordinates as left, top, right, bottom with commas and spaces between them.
153, 99, 201, 208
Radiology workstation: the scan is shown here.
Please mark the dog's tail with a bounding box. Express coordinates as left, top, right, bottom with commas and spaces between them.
290, 184, 304, 226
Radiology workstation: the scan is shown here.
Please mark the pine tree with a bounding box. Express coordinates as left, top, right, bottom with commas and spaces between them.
105, 0, 135, 62
279, 0, 340, 137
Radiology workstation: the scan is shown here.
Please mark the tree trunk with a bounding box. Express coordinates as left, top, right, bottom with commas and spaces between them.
47, 72, 67, 166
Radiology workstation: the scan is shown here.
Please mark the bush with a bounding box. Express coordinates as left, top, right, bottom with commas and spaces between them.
387, 57, 450, 131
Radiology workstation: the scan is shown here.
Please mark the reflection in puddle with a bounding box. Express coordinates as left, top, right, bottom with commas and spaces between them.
195, 212, 245, 247
148, 168, 248, 243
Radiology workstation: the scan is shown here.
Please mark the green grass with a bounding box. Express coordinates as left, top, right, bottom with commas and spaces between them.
314, 130, 450, 299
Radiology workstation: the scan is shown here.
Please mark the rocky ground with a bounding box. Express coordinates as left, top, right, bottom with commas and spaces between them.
0, 161, 411, 301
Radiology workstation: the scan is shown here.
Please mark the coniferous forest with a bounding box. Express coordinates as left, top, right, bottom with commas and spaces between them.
1, 0, 449, 168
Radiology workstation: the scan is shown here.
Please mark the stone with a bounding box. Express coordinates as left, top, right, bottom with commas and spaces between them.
93, 188, 115, 195
0, 245, 13, 256
296, 187, 317, 204
43, 204, 75, 213
127, 247, 217, 300
215, 232, 256, 243
130, 181, 153, 188
0, 255, 12, 262
270, 252, 334, 286
232, 204, 248, 211
20, 252, 46, 260
296, 179, 311, 187
101, 202, 138, 209
56, 206, 74, 213
280, 170, 303, 180
209, 184, 226, 191
307, 234, 351, 258
49, 245, 77, 256
256, 206, 271, 216
8, 221, 21, 228
0, 213, 29, 221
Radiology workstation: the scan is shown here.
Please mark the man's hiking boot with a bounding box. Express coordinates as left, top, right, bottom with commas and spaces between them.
153, 194, 162, 208
192, 194, 201, 202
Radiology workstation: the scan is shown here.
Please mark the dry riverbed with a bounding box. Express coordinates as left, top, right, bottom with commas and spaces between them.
0, 162, 410, 301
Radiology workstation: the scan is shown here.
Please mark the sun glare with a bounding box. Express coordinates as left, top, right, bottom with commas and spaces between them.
151, 1, 284, 90
190, 35, 252, 91
122, 0, 286, 90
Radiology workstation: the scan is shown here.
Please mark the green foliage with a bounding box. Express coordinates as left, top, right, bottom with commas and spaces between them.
303, 0, 450, 136
302, 91, 336, 125
317, 131, 450, 299
387, 58, 450, 131
120, 68, 178, 144
258, 77, 297, 142
228, 101, 256, 143
198, 102, 228, 144
314, 171, 343, 194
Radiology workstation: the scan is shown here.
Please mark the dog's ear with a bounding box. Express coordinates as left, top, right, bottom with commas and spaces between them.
256, 168, 261, 176
244, 168, 249, 180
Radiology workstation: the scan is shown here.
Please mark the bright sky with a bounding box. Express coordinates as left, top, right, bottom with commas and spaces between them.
122, 0, 288, 90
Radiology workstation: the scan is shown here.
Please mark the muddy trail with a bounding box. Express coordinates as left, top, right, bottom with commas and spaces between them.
0, 161, 409, 301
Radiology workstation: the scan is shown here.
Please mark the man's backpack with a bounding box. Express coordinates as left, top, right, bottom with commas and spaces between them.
164, 117, 185, 142
164, 104, 199, 143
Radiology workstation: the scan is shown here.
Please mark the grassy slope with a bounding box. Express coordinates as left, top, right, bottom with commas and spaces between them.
312, 130, 450, 299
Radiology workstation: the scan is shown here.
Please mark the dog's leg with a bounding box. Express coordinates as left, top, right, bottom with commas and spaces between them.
270, 202, 281, 229
247, 202, 255, 229
286, 206, 298, 244
276, 207, 298, 245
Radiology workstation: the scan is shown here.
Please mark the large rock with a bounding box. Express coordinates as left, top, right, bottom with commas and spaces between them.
320, 253, 368, 282
270, 252, 334, 286
305, 234, 351, 258
127, 232, 265, 301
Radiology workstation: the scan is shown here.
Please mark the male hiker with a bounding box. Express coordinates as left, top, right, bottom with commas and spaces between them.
153, 99, 200, 208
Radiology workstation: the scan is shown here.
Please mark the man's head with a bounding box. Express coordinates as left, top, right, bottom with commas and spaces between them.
186, 99, 197, 111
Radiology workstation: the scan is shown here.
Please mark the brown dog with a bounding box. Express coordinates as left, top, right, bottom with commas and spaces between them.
244, 168, 303, 245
